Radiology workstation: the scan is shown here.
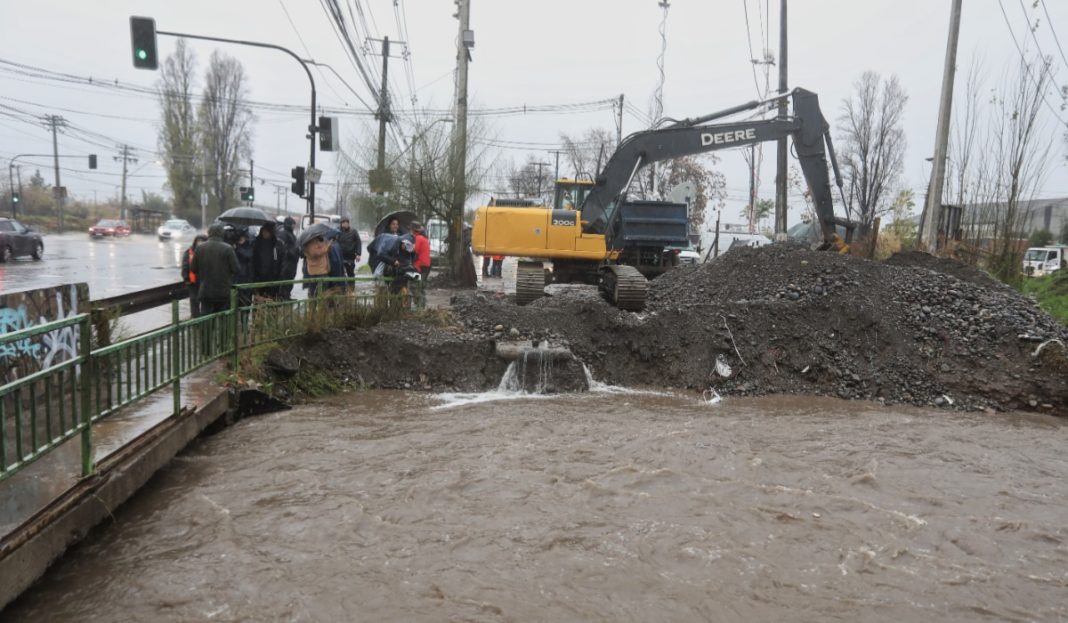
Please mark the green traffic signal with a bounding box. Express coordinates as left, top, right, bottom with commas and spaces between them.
130, 17, 158, 70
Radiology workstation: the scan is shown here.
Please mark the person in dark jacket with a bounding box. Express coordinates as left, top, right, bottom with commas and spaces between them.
336, 217, 362, 279
276, 217, 300, 299
231, 228, 254, 305
181, 234, 208, 317
251, 223, 283, 298
190, 224, 239, 314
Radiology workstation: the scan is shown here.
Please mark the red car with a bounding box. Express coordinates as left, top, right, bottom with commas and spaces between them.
88, 219, 132, 237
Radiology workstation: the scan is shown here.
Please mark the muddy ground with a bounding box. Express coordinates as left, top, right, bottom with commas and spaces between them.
275, 246, 1068, 415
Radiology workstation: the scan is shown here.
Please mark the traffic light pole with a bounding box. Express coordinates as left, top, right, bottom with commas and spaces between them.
155, 30, 317, 221
7, 153, 98, 219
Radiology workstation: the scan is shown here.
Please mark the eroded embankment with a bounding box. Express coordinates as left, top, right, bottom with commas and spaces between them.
276, 246, 1068, 415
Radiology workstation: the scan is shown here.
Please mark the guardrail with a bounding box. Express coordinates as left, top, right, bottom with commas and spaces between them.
0, 275, 404, 483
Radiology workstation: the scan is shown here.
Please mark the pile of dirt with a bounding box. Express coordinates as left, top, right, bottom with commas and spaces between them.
884, 250, 1003, 289
280, 317, 588, 395
278, 244, 1068, 414
454, 245, 1066, 413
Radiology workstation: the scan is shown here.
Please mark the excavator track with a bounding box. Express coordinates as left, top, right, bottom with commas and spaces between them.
515, 261, 547, 306
601, 265, 647, 311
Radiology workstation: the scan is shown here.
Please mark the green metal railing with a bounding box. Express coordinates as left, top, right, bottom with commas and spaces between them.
0, 275, 403, 483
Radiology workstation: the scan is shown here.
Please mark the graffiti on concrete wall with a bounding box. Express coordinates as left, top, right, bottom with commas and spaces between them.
0, 283, 88, 383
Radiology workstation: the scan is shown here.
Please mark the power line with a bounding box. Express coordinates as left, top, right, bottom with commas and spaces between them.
278, 0, 352, 107
997, 0, 1068, 126
1039, 0, 1068, 72
742, 1, 762, 95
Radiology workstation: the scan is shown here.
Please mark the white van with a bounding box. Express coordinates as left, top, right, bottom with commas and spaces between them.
1023, 246, 1067, 277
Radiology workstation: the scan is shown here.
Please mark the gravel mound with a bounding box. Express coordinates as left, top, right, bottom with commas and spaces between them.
884, 250, 1003, 289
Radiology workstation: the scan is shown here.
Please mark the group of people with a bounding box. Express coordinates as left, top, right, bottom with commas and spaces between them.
181, 217, 301, 316
181, 215, 432, 316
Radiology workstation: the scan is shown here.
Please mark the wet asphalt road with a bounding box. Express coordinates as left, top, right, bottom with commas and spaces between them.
0, 232, 189, 333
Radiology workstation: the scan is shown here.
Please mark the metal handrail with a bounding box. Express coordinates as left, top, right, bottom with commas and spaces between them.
0, 276, 411, 483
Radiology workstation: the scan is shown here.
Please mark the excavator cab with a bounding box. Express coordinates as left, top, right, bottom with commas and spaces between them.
553, 178, 595, 212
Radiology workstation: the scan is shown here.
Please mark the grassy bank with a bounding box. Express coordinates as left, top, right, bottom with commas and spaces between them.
1021, 272, 1068, 325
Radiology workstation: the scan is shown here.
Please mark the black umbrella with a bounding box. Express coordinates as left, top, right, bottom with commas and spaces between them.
298, 221, 340, 247
374, 210, 418, 236
218, 206, 271, 227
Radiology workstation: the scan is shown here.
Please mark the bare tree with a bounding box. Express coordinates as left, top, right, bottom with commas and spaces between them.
157, 39, 202, 224
837, 71, 909, 231
559, 128, 614, 179
632, 155, 727, 233
506, 156, 552, 200
338, 114, 494, 261
978, 55, 1055, 283
199, 50, 253, 219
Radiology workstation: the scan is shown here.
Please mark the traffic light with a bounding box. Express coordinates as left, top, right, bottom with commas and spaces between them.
130, 17, 158, 70
240, 186, 255, 202
11, 192, 20, 205
291, 166, 306, 197
319, 116, 338, 151
88, 154, 97, 170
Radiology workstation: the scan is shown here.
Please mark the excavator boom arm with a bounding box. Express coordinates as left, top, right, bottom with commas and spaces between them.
582, 88, 848, 246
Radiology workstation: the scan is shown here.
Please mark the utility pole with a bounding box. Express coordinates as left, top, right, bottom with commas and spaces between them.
376, 37, 392, 196
533, 161, 551, 197
450, 0, 473, 275
774, 0, 788, 240
114, 144, 137, 221
46, 115, 66, 230
749, 145, 757, 233
920, 0, 963, 252
616, 93, 624, 147
550, 149, 564, 181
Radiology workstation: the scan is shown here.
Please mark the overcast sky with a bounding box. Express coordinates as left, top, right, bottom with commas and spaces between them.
2, 0, 1067, 229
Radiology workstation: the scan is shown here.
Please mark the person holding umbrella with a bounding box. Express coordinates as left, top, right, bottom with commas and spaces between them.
277, 217, 300, 299
299, 223, 345, 296
252, 222, 284, 298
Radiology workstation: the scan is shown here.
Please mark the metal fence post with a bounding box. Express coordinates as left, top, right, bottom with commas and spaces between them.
171, 300, 181, 415
230, 287, 240, 371
78, 315, 93, 477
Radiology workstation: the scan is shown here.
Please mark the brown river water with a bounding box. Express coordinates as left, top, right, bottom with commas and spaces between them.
6, 389, 1068, 622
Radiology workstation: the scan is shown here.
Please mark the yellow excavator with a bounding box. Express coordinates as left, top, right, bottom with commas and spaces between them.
471, 88, 857, 310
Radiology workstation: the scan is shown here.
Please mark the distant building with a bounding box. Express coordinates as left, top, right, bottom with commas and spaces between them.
928, 197, 1068, 247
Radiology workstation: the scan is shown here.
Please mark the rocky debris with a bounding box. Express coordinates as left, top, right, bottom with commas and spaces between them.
884, 250, 1004, 289
451, 244, 1068, 414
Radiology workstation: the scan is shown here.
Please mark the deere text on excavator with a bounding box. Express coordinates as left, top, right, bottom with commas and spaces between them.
471, 88, 857, 310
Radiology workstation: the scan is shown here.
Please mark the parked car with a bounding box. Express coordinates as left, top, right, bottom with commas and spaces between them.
1023, 245, 1067, 277
157, 219, 197, 241
0, 217, 44, 261
88, 219, 132, 237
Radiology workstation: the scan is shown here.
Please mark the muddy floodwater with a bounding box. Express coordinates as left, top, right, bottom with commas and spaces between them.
8, 391, 1068, 621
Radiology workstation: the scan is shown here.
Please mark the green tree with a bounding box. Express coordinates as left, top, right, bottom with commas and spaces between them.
885, 189, 918, 250
29, 169, 47, 189
1029, 228, 1054, 247
157, 39, 203, 225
